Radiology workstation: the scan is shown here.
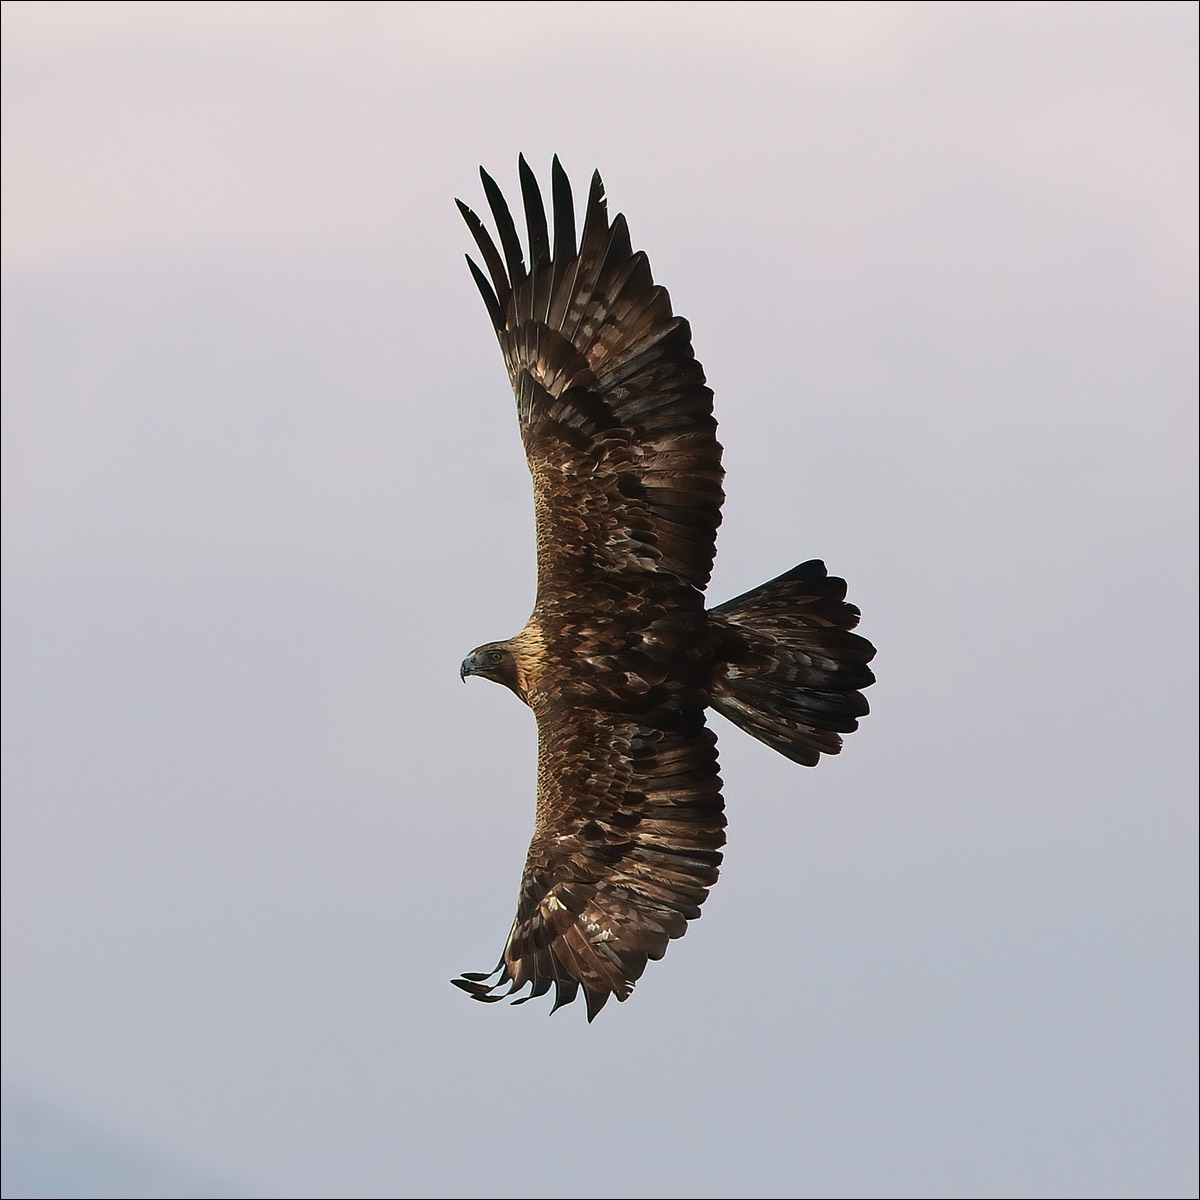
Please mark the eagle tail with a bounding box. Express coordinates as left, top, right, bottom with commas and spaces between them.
708, 559, 875, 766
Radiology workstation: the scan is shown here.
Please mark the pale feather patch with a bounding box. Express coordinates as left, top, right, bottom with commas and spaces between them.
511, 620, 548, 694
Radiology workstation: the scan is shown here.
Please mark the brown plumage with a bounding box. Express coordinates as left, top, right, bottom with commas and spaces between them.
455, 157, 875, 1020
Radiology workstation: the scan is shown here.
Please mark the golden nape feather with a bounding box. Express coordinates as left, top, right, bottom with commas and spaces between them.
454, 157, 875, 1020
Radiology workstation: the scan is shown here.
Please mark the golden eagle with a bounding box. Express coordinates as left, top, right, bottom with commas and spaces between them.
455, 157, 875, 1020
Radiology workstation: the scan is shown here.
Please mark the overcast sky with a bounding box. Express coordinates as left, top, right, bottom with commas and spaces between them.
2, 3, 1197, 1198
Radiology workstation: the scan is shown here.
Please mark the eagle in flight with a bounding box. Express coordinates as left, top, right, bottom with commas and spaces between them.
454, 157, 875, 1020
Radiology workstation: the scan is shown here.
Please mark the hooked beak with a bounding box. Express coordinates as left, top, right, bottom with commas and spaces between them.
460, 654, 478, 682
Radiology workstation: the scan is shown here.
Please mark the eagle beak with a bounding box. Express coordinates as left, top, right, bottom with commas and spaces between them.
460, 654, 476, 681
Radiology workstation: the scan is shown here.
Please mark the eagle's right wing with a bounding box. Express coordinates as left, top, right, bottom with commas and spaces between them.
452, 705, 726, 1021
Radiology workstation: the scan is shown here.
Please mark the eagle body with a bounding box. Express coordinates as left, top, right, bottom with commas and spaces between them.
456, 158, 875, 1020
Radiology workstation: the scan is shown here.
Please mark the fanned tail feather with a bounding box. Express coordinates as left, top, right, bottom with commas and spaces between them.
709, 560, 876, 766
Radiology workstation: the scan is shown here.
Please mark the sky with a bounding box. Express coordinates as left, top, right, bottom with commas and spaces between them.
2, 2, 1197, 1198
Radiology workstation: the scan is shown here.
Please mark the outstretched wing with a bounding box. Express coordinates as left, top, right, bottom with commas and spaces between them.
453, 707, 726, 1021
457, 156, 725, 595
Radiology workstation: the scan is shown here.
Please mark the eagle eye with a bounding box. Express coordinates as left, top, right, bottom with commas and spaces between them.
488, 650, 504, 664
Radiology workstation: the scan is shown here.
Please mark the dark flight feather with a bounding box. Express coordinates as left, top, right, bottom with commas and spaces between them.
518, 154, 550, 270
480, 167, 526, 290
455, 160, 875, 1019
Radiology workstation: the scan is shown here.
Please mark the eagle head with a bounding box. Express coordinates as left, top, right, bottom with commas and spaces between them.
460, 641, 521, 695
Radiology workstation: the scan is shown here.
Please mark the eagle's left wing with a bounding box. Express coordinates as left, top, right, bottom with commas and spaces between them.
457, 156, 725, 599
453, 705, 726, 1021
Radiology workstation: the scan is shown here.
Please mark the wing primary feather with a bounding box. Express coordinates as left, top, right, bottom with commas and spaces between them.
518, 153, 552, 324
548, 927, 591, 1013
545, 155, 578, 326
464, 255, 504, 330
579, 169, 609, 260
550, 977, 580, 1013
605, 212, 633, 266
456, 199, 511, 312
457, 966, 501, 983
518, 154, 550, 270
584, 986, 611, 1023
480, 166, 527, 289
550, 154, 576, 264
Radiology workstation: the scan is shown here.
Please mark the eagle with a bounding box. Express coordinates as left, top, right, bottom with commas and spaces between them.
454, 157, 875, 1020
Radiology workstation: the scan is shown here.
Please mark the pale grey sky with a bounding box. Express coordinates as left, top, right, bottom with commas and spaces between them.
3, 3, 1197, 1198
